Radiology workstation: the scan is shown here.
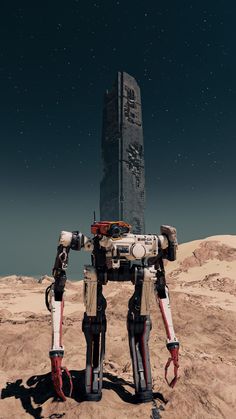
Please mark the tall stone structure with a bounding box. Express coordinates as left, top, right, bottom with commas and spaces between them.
100, 72, 145, 233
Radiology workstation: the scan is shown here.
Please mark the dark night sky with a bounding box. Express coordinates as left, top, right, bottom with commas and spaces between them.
0, 1, 235, 277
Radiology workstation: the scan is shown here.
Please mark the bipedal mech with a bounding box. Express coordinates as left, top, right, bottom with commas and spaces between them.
46, 221, 179, 402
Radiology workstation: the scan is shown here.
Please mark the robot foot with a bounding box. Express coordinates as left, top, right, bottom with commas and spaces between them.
50, 351, 73, 401
136, 390, 153, 403
84, 392, 102, 402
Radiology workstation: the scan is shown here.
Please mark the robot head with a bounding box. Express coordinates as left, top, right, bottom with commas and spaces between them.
91, 221, 131, 238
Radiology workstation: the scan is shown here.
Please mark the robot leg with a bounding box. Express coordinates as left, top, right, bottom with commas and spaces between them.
82, 265, 107, 401
46, 276, 73, 400
127, 271, 153, 402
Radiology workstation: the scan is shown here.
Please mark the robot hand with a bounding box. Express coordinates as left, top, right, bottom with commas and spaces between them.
165, 342, 179, 388
50, 350, 73, 401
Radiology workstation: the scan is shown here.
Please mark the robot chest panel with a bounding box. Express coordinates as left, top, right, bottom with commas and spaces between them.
104, 236, 158, 262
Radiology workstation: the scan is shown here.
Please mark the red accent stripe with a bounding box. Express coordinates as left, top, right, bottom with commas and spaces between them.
158, 297, 171, 340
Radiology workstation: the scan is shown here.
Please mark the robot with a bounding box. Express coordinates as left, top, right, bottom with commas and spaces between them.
45, 221, 179, 402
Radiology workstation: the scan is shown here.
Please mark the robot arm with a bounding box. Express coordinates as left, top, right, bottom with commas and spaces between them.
52, 233, 70, 299
47, 230, 92, 400
155, 268, 179, 388
154, 226, 179, 388
51, 230, 92, 298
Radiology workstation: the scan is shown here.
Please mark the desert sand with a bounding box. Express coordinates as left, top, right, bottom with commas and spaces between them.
0, 235, 236, 418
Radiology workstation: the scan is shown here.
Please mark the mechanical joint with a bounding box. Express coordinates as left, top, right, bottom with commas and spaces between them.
82, 313, 107, 335
166, 341, 179, 351
49, 349, 64, 358
53, 273, 67, 298
155, 275, 167, 299
71, 231, 84, 250
160, 225, 178, 261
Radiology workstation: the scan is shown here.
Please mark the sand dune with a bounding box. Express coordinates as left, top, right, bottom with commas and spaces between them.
0, 235, 236, 418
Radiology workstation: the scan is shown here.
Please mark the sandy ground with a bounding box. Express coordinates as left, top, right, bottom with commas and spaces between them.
0, 235, 236, 418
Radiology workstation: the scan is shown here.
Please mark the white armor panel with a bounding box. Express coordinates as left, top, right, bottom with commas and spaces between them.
59, 231, 73, 247
140, 267, 156, 315
99, 233, 168, 261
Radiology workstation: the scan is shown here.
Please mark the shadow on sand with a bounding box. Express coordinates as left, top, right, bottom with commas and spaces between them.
1, 370, 167, 419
